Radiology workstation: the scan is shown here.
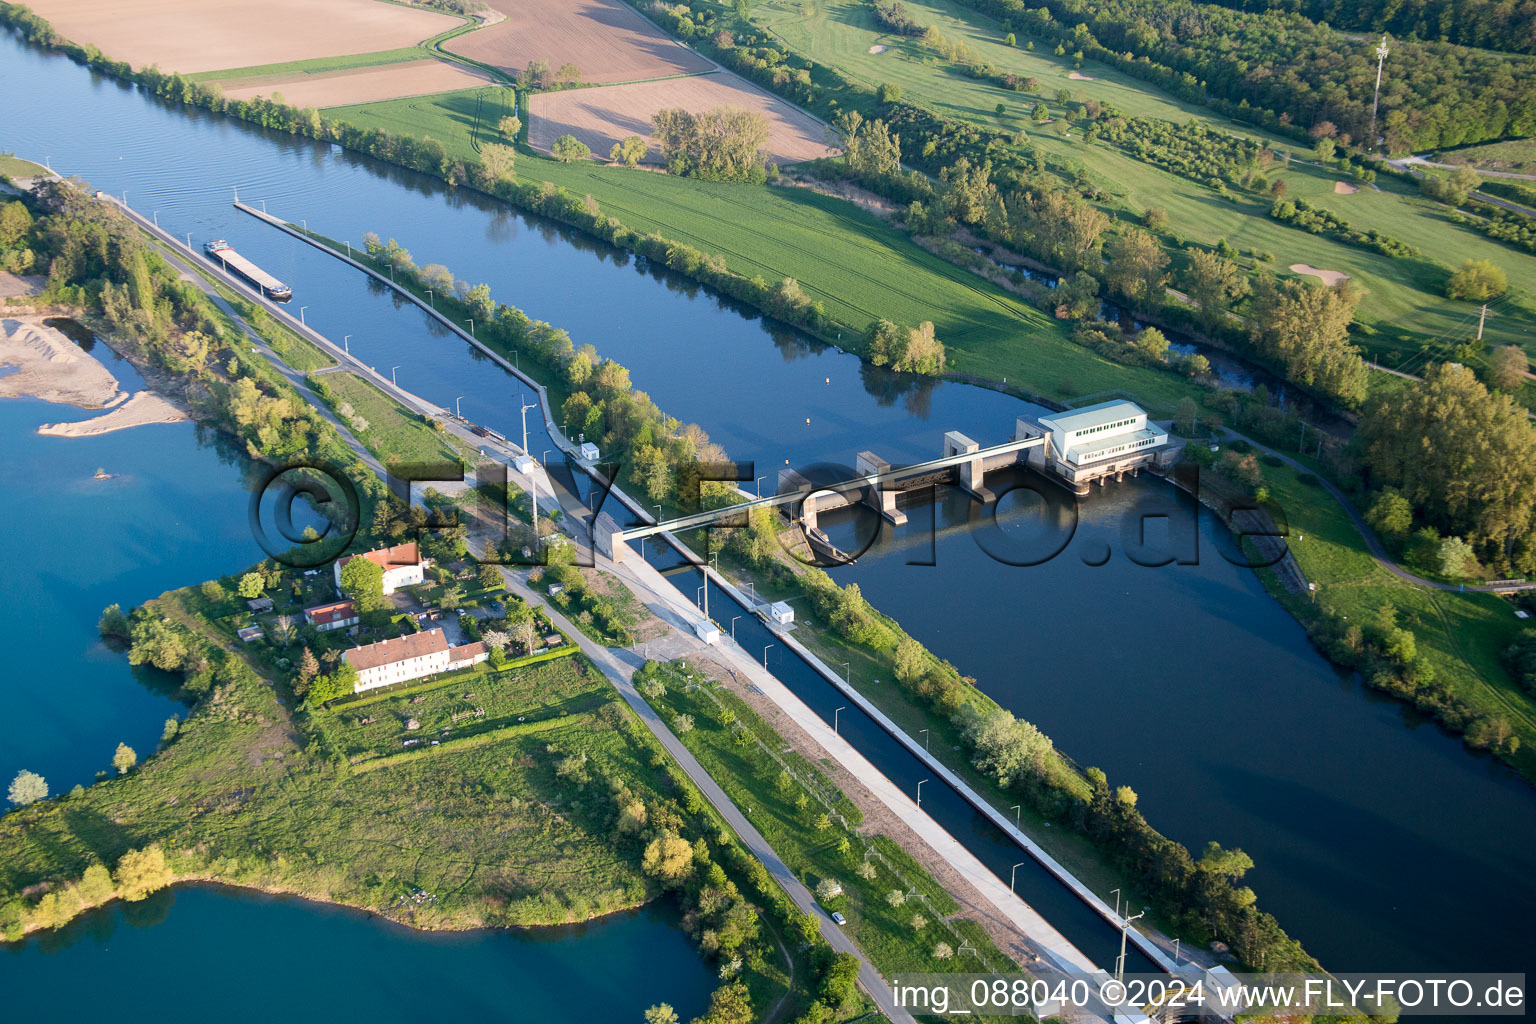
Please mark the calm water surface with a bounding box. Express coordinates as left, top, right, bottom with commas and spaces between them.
2, 33, 1534, 977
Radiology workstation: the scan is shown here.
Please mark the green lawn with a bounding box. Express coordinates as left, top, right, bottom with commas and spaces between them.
187, 47, 431, 85
1437, 139, 1536, 173
311, 369, 459, 465
749, 0, 1536, 364
0, 152, 48, 179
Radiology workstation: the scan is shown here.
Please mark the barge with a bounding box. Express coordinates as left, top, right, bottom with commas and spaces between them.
203, 239, 292, 300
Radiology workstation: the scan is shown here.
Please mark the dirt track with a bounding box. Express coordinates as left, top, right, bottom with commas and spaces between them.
445, 0, 712, 84
23, 0, 458, 74
220, 59, 492, 109
529, 73, 836, 166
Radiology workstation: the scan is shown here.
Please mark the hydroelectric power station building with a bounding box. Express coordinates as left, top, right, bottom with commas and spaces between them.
1020, 399, 1181, 494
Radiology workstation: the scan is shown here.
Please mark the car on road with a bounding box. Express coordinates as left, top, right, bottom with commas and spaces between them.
830, 911, 846, 926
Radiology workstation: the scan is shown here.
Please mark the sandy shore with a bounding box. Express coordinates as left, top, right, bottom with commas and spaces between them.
38, 391, 188, 437
0, 316, 125, 408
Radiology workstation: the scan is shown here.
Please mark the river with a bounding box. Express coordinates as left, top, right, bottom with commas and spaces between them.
2, 31, 1533, 983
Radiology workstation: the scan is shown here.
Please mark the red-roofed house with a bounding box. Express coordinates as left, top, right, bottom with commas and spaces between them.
343, 628, 489, 693
333, 542, 424, 596
304, 600, 359, 633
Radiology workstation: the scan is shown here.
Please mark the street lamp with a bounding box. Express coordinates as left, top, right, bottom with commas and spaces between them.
391, 365, 400, 386
833, 706, 846, 734
427, 288, 434, 308
1009, 804, 1021, 827
1110, 888, 1121, 919
919, 728, 930, 751
1010, 862, 1026, 893
343, 334, 351, 354
1116, 911, 1145, 982
837, 661, 850, 685
301, 218, 307, 234
541, 449, 552, 465
455, 396, 465, 418
299, 305, 308, 326
755, 475, 766, 498
730, 615, 741, 640
654, 503, 663, 523
916, 779, 928, 807
151, 210, 158, 227
465, 318, 474, 337
762, 644, 774, 667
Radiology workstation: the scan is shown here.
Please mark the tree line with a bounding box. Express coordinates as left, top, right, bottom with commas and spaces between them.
1200, 0, 1536, 56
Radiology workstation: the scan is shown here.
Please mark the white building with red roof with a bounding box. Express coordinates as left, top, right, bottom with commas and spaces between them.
344, 627, 489, 693
303, 599, 359, 633
333, 542, 424, 596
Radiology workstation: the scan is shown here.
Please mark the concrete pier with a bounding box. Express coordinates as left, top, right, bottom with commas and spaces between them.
855, 451, 908, 525
944, 430, 995, 503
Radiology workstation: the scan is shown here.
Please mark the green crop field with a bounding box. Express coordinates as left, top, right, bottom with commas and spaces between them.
748, 0, 1536, 366
326, 86, 1218, 411
187, 47, 430, 85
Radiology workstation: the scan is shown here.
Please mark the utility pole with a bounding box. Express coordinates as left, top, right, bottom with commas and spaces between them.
1370, 35, 1390, 151
1116, 910, 1145, 982
1478, 303, 1489, 341
520, 395, 538, 536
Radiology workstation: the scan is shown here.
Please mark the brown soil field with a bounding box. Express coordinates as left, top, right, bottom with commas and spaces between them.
445, 0, 712, 84
22, 0, 459, 74
220, 60, 491, 109
529, 73, 836, 166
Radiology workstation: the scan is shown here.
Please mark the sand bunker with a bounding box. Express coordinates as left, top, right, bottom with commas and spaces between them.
1333, 181, 1359, 194
1067, 72, 1097, 81
39, 391, 187, 437
1289, 264, 1352, 286
869, 44, 887, 53
0, 317, 124, 408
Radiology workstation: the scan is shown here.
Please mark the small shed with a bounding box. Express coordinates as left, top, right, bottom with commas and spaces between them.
512, 453, 536, 475
693, 619, 721, 645
768, 600, 794, 625
246, 597, 273, 613
236, 625, 265, 643
579, 441, 600, 461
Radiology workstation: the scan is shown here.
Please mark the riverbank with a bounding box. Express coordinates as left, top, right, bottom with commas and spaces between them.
0, 314, 124, 408
38, 389, 187, 436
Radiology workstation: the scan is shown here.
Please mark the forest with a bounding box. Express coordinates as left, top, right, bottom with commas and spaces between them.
1202, 0, 1536, 56
945, 0, 1536, 151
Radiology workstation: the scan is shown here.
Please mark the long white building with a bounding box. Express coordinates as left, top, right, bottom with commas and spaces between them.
344, 627, 488, 693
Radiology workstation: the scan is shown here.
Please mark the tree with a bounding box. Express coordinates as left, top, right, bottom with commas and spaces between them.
497, 114, 522, 139
1182, 247, 1249, 332
1445, 259, 1507, 301
479, 143, 516, 183
199, 580, 226, 603
644, 1005, 680, 1024
814, 877, 843, 902
1489, 346, 1528, 392
114, 846, 172, 901
1175, 396, 1198, 436
1366, 488, 1414, 539
77, 863, 115, 905
1438, 535, 1478, 578
1313, 137, 1336, 162
128, 615, 189, 671
1248, 276, 1367, 405
673, 713, 695, 734
8, 770, 46, 806
641, 833, 694, 885
1358, 362, 1536, 566
161, 717, 180, 743
296, 647, 320, 692
1133, 327, 1170, 361
653, 105, 771, 180
556, 62, 582, 87
305, 662, 358, 706
112, 742, 137, 775
551, 134, 592, 164
0, 200, 32, 248
237, 572, 264, 599
934, 941, 954, 960
99, 603, 129, 642
339, 555, 386, 612
876, 81, 903, 104
956, 705, 1053, 788
609, 135, 647, 167
524, 58, 553, 89
892, 636, 925, 682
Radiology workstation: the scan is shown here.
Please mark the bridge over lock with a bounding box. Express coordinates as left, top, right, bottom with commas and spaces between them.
595, 423, 1050, 564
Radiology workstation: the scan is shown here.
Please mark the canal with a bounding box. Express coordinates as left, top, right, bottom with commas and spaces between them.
2, 29, 1533, 983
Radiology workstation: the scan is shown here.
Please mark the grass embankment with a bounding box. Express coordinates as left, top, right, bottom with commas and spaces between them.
0, 152, 48, 179
642, 660, 1022, 1000
307, 370, 462, 465
1253, 458, 1536, 775
747, 0, 1536, 368
322, 86, 1202, 412
185, 47, 430, 84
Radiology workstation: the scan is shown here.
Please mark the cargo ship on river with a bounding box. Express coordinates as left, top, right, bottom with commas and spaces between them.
203, 239, 292, 300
